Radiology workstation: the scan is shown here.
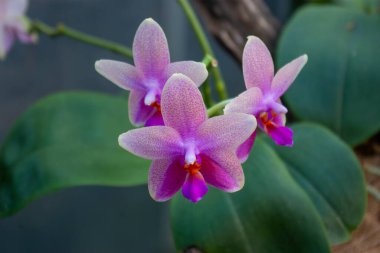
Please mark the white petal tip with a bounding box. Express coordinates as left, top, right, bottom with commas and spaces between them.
247, 35, 260, 41
144, 18, 157, 24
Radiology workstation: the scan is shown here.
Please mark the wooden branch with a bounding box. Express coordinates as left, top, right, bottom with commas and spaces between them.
194, 0, 280, 63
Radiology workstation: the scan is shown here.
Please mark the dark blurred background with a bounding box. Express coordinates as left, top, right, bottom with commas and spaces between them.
0, 0, 250, 252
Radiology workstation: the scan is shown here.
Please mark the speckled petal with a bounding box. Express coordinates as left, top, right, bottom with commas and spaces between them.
196, 113, 256, 152
0, 27, 14, 60
95, 60, 143, 91
224, 87, 264, 115
133, 18, 170, 78
128, 90, 154, 126
182, 172, 208, 203
166, 61, 208, 87
161, 74, 207, 138
243, 36, 274, 93
118, 126, 182, 160
236, 131, 257, 163
201, 152, 244, 192
149, 158, 187, 202
271, 54, 308, 99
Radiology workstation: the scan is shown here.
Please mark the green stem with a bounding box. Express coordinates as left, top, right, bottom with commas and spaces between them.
367, 185, 380, 202
30, 20, 133, 59
178, 0, 228, 100
207, 99, 231, 117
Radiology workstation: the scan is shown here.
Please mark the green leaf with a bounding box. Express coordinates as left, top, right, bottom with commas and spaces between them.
0, 91, 149, 217
277, 5, 380, 146
265, 124, 366, 244
171, 123, 365, 252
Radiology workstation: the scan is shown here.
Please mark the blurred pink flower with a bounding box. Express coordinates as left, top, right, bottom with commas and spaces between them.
95, 18, 208, 127
225, 36, 307, 161
0, 0, 36, 59
119, 74, 257, 202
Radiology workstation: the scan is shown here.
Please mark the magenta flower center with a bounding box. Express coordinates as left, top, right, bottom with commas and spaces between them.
259, 110, 277, 130
184, 161, 201, 175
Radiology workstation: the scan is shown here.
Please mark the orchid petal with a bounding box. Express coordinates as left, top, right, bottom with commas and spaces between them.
271, 54, 308, 99
95, 60, 143, 91
224, 87, 264, 115
243, 36, 274, 93
273, 111, 286, 126
196, 113, 256, 152
236, 131, 257, 163
128, 90, 154, 126
201, 152, 244, 192
166, 61, 208, 87
144, 111, 164, 126
133, 18, 170, 78
0, 27, 14, 60
149, 158, 187, 202
118, 126, 182, 160
161, 74, 207, 137
267, 125, 294, 147
4, 0, 27, 18
182, 172, 208, 203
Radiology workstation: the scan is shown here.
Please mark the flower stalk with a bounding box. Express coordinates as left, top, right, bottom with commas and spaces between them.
178, 0, 228, 101
207, 99, 231, 117
30, 20, 133, 58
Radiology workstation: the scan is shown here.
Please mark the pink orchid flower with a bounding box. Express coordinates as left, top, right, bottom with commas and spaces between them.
118, 74, 257, 202
0, 0, 36, 59
225, 36, 307, 162
95, 18, 208, 127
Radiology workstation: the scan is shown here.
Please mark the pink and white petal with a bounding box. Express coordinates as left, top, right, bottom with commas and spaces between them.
149, 158, 187, 202
271, 54, 308, 99
273, 110, 286, 126
224, 87, 264, 115
243, 36, 274, 93
182, 172, 208, 203
144, 110, 164, 127
196, 113, 256, 152
236, 131, 257, 163
161, 74, 207, 137
267, 125, 293, 147
5, 0, 28, 18
166, 61, 208, 87
118, 126, 182, 160
128, 90, 154, 126
133, 18, 170, 78
0, 27, 14, 60
200, 152, 244, 192
95, 60, 143, 91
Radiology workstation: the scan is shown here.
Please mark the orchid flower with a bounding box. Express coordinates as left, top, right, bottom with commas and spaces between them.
95, 18, 208, 127
0, 0, 36, 59
118, 73, 257, 202
225, 36, 307, 162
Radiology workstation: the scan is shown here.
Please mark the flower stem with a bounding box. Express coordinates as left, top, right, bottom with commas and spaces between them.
30, 20, 133, 59
178, 0, 228, 100
201, 54, 214, 107
207, 99, 231, 117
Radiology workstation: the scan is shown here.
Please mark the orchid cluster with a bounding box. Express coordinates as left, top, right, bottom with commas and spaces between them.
95, 19, 307, 203
0, 0, 36, 59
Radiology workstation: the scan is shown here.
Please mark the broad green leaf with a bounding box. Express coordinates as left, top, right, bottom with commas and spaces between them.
277, 5, 380, 146
0, 92, 149, 217
171, 124, 365, 253
265, 124, 366, 244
